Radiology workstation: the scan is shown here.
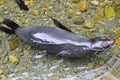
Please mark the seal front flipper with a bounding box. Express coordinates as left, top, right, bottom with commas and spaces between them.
0, 19, 20, 34
52, 18, 73, 32
2, 19, 20, 31
15, 0, 29, 10
57, 50, 72, 57
0, 26, 14, 34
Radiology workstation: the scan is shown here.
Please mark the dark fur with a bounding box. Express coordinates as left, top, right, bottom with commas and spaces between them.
52, 18, 72, 32
0, 26, 14, 34
0, 18, 114, 58
15, 0, 29, 10
0, 19, 20, 34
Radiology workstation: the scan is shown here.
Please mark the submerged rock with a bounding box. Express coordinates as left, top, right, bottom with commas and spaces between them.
31, 10, 40, 16
0, 0, 4, 4
9, 38, 19, 51
104, 7, 115, 19
113, 0, 120, 17
115, 29, 120, 37
115, 37, 120, 45
84, 21, 95, 29
73, 15, 84, 25
72, 0, 80, 3
2, 56, 9, 64
9, 55, 19, 65
24, 0, 35, 7
77, 1, 88, 12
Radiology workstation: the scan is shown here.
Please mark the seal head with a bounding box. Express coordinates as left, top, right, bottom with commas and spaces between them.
89, 37, 114, 52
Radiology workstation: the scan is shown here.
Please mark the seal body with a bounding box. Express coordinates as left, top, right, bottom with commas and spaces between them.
15, 26, 114, 57
15, 26, 94, 57
0, 19, 114, 58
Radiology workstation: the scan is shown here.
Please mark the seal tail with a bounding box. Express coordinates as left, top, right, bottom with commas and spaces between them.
0, 19, 20, 34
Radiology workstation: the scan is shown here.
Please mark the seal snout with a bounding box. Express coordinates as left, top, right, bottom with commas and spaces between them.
108, 39, 115, 46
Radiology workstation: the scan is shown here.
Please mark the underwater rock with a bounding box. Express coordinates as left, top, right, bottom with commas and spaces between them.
9, 38, 19, 51
72, 0, 80, 3
9, 55, 19, 65
115, 29, 120, 37
105, 7, 115, 19
2, 56, 9, 64
77, 1, 88, 12
73, 15, 84, 25
24, 0, 35, 7
31, 10, 40, 16
84, 21, 95, 29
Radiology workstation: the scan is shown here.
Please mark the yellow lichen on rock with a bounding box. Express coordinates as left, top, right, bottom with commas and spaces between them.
31, 10, 40, 16
111, 70, 120, 78
9, 38, 19, 51
0, 70, 3, 74
24, 1, 29, 5
9, 55, 19, 65
69, 4, 77, 10
93, 15, 104, 22
68, 9, 76, 15
113, 0, 120, 17
44, 2, 51, 8
2, 56, 9, 64
84, 22, 95, 29
113, 0, 120, 12
115, 29, 120, 37
99, 27, 105, 33
105, 7, 115, 19
23, 63, 31, 68
77, 1, 88, 12
1, 75, 6, 80
0, 0, 4, 4
0, 18, 4, 23
73, 16, 84, 25
9, 2, 15, 9
115, 37, 120, 45
88, 62, 94, 68
93, 7, 104, 22
86, 32, 95, 38
0, 48, 3, 53
98, 2, 105, 7
24, 0, 35, 6
72, 0, 80, 3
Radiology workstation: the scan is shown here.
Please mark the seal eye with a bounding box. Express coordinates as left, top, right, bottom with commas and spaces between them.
103, 45, 110, 49
102, 40, 114, 49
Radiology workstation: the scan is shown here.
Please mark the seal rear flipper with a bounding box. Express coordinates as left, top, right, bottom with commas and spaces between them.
0, 26, 14, 34
52, 18, 73, 33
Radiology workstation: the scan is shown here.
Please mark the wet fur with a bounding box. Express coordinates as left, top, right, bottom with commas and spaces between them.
0, 18, 114, 58
15, 0, 29, 10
